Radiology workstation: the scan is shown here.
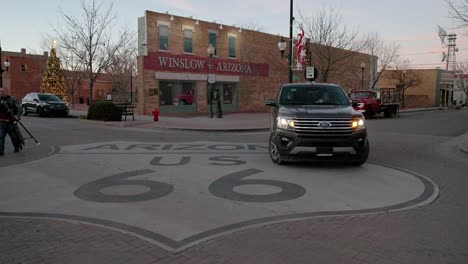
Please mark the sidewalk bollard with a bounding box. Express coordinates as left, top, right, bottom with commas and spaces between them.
152, 107, 159, 121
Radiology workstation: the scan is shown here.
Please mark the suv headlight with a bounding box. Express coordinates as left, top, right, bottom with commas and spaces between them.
351, 118, 365, 130
277, 116, 295, 130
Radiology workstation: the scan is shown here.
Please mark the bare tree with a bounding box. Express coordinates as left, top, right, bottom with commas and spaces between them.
106, 48, 137, 103
300, 7, 368, 82
389, 60, 421, 108
54, 0, 134, 104
453, 62, 468, 104
446, 0, 468, 27
365, 33, 400, 89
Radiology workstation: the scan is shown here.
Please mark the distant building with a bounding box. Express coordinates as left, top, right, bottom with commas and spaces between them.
377, 69, 456, 108
0, 48, 113, 106
136, 10, 373, 115
0, 48, 48, 101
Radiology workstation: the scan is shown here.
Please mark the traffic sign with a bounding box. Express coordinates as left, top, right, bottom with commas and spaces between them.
306, 67, 316, 80
208, 74, 216, 84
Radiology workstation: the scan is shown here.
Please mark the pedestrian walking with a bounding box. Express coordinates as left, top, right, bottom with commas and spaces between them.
213, 87, 223, 118
0, 87, 22, 156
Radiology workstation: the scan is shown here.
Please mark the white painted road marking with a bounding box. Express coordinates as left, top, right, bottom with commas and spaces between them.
0, 141, 438, 251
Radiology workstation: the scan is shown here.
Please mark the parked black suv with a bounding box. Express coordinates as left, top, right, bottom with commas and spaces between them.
265, 83, 369, 166
21, 93, 69, 117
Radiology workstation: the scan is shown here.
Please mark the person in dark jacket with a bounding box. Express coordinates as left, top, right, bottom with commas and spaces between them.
0, 87, 21, 156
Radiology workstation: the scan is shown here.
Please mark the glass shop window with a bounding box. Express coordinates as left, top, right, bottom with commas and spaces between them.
159, 25, 169, 50
159, 81, 196, 106
223, 84, 233, 104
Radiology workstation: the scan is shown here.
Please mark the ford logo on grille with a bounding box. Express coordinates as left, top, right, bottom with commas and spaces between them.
317, 121, 332, 127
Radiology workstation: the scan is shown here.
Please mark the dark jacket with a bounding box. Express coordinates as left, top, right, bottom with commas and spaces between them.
0, 95, 19, 121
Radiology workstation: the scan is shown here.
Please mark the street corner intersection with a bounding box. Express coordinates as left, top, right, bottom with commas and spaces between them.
0, 141, 439, 251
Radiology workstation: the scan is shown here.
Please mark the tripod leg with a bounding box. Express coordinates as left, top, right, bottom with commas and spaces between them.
17, 121, 40, 144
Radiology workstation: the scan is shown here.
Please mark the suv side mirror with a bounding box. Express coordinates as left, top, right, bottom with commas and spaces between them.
351, 100, 360, 107
33, 99, 39, 103
264, 98, 276, 107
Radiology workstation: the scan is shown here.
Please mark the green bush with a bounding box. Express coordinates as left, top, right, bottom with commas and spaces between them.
87, 101, 122, 121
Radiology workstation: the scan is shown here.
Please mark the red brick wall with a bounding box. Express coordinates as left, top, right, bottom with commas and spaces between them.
1, 50, 48, 101
138, 10, 372, 114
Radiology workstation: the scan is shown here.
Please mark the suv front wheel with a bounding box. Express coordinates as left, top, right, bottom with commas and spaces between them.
269, 134, 285, 165
350, 139, 370, 166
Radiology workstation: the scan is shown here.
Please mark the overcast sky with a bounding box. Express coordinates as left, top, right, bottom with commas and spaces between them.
1, 0, 466, 69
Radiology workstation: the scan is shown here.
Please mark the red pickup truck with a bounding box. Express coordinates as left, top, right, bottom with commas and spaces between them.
350, 88, 400, 118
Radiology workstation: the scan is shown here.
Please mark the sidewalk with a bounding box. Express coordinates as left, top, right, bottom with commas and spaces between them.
70, 106, 446, 132
70, 106, 468, 155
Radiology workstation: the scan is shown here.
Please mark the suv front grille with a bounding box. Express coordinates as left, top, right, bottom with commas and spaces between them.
294, 117, 353, 135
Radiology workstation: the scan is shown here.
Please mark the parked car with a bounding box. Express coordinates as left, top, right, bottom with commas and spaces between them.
265, 83, 369, 166
21, 93, 69, 117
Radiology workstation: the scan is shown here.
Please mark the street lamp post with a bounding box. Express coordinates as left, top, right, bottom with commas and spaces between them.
207, 44, 215, 118
277, 0, 294, 83
130, 66, 133, 103
0, 43, 11, 88
360, 61, 366, 89
402, 69, 406, 108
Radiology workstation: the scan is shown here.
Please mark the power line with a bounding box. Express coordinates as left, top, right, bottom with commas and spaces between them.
400, 48, 468, 56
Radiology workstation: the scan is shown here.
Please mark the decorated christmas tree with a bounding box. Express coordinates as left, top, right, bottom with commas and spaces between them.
40, 43, 68, 102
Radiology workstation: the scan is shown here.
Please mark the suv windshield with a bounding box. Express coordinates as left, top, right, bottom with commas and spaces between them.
38, 94, 62, 102
279, 85, 350, 106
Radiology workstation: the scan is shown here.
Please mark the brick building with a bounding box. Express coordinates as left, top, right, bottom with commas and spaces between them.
377, 69, 456, 108
0, 48, 48, 101
137, 10, 373, 115
0, 48, 113, 106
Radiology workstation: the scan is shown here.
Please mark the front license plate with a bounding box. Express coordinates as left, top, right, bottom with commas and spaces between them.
316, 147, 333, 156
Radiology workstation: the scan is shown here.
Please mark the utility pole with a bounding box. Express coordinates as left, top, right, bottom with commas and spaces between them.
288, 0, 293, 83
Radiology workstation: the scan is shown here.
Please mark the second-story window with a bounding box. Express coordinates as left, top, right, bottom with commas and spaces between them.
209, 32, 217, 56
228, 35, 236, 58
184, 29, 193, 53
159, 25, 169, 50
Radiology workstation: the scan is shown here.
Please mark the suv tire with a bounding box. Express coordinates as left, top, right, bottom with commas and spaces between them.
269, 134, 285, 165
365, 106, 373, 119
350, 139, 370, 166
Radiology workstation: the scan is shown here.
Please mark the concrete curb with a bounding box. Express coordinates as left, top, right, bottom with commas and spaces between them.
399, 107, 445, 113
152, 126, 270, 132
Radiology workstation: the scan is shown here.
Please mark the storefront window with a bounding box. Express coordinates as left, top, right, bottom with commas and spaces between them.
207, 83, 236, 105
183, 29, 193, 53
159, 82, 173, 106
228, 36, 236, 58
209, 32, 217, 56
223, 84, 233, 104
159, 25, 169, 50
159, 81, 196, 106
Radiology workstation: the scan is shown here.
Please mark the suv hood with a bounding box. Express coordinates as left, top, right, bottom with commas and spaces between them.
43, 101, 66, 104
279, 105, 360, 118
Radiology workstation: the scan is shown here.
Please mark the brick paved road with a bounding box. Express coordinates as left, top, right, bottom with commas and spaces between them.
1, 196, 465, 264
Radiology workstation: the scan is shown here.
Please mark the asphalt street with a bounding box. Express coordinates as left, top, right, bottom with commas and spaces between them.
0, 109, 467, 264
